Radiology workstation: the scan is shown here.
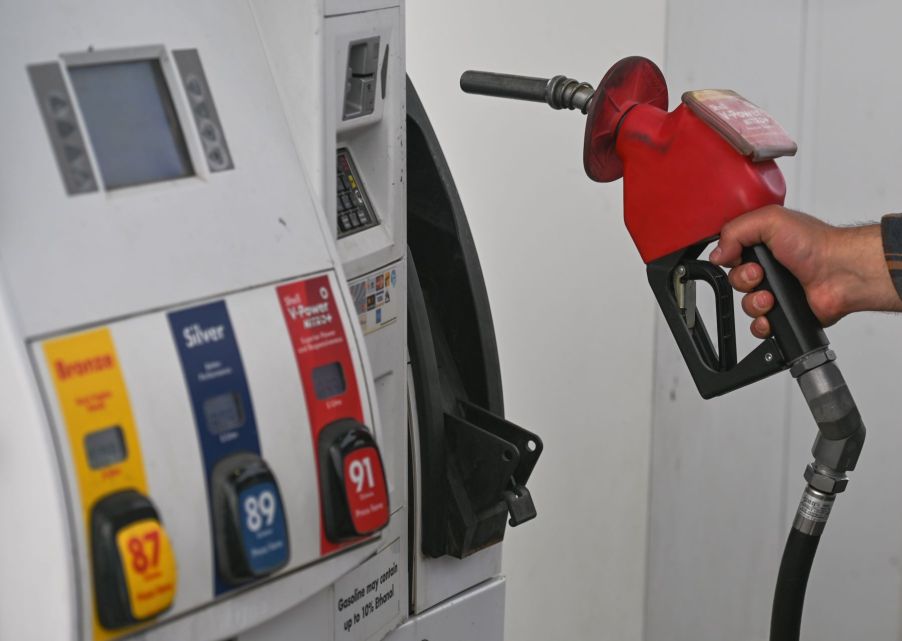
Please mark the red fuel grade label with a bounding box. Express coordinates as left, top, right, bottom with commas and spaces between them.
277, 274, 368, 554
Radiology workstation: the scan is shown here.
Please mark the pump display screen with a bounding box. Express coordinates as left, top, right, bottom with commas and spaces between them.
203, 392, 246, 434
68, 59, 193, 189
312, 362, 346, 399
84, 426, 127, 469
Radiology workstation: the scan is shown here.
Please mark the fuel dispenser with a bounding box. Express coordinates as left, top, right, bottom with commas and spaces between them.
252, 0, 543, 625
0, 2, 541, 640
460, 57, 866, 641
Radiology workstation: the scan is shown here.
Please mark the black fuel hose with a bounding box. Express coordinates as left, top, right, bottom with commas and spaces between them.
770, 528, 821, 641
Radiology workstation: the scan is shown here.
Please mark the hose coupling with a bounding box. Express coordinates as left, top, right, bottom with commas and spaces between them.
792, 485, 836, 536
545, 76, 595, 113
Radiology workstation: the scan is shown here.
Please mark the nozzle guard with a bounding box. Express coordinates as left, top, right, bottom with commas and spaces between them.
583, 56, 668, 182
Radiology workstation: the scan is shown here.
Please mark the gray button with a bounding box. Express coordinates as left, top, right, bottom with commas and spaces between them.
63, 144, 84, 162
199, 120, 220, 143
208, 146, 228, 170
48, 93, 69, 117
71, 169, 96, 191
186, 75, 205, 101
194, 101, 211, 119
55, 119, 76, 138
69, 154, 91, 173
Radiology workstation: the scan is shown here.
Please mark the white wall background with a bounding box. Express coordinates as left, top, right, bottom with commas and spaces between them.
407, 3, 666, 640
412, 2, 902, 640
650, 2, 902, 641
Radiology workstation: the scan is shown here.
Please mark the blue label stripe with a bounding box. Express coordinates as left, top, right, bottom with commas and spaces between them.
168, 300, 262, 595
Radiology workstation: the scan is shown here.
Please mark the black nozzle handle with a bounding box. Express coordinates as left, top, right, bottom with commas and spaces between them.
740, 244, 829, 362
460, 71, 595, 114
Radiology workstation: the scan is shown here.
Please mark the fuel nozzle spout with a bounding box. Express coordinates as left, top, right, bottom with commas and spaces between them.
460, 71, 595, 113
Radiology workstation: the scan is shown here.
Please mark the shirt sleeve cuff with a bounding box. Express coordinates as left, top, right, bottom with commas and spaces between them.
881, 213, 902, 300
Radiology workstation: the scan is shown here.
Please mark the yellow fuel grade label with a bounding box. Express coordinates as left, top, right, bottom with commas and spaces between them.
43, 327, 172, 639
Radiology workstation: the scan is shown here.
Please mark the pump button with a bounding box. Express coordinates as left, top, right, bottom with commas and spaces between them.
211, 452, 290, 584
318, 419, 389, 542
91, 490, 176, 629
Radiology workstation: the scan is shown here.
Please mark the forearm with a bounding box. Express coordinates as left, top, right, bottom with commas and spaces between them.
881, 214, 902, 302
827, 222, 902, 316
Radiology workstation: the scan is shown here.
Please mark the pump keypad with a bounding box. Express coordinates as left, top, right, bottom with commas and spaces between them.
336, 149, 378, 237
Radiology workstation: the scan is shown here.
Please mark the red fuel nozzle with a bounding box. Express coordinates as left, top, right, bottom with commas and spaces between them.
585, 57, 793, 263
462, 57, 795, 263
460, 59, 865, 641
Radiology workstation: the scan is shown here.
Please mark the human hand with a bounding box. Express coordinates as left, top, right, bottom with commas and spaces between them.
709, 205, 901, 338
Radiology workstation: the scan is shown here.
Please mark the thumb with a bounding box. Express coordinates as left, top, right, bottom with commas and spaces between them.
710, 206, 780, 266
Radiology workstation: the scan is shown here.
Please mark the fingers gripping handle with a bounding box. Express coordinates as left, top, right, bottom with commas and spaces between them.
740, 245, 829, 363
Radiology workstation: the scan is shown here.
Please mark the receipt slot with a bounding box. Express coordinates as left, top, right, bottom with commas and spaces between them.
319, 420, 390, 541
211, 453, 289, 584
92, 491, 176, 629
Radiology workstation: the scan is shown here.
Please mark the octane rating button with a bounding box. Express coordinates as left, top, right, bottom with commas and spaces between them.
318, 419, 390, 541
116, 520, 177, 621
91, 490, 176, 629
211, 452, 290, 584
342, 446, 389, 534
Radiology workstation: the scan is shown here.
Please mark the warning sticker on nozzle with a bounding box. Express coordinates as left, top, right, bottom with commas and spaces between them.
682, 89, 797, 161
334, 539, 402, 641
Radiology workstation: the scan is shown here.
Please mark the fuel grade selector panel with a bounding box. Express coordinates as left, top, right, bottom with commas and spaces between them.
41, 327, 177, 637
169, 300, 289, 592
277, 274, 390, 554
